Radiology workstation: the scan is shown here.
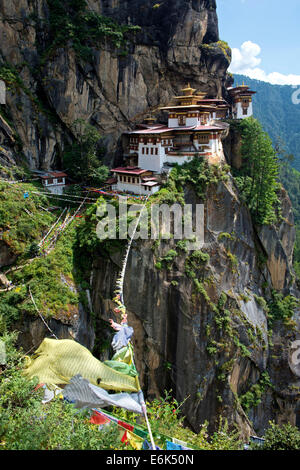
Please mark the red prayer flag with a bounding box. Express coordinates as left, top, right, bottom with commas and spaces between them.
90, 410, 110, 425
34, 383, 45, 391
118, 420, 134, 432
121, 431, 128, 444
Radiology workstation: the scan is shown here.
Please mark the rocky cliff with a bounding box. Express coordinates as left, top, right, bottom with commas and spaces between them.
0, 0, 230, 170
1, 0, 299, 440
90, 173, 300, 439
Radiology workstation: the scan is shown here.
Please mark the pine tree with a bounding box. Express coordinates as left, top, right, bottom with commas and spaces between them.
234, 117, 279, 225
63, 119, 109, 185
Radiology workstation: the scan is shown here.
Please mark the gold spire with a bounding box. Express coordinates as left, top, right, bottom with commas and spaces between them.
181, 83, 196, 96
144, 115, 156, 123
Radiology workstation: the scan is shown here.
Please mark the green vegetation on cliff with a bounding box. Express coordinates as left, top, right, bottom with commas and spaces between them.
0, 181, 55, 256
150, 157, 230, 206
0, 181, 90, 325
43, 0, 141, 60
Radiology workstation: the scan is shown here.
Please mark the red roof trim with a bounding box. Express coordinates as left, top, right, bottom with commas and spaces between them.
105, 177, 118, 184
41, 172, 67, 179
112, 167, 150, 175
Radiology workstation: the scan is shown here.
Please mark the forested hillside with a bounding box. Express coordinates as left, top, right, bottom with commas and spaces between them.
234, 75, 300, 171
234, 75, 300, 276
279, 162, 300, 277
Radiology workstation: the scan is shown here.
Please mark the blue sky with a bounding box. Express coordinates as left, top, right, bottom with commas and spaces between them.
217, 0, 300, 84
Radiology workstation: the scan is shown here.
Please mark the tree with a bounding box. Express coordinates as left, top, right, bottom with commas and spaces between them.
234, 117, 279, 225
26, 242, 40, 259
63, 119, 109, 186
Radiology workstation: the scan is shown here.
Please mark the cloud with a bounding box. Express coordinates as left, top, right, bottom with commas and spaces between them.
229, 41, 300, 85
230, 41, 261, 71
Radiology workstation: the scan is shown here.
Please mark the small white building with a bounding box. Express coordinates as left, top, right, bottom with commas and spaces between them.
227, 84, 256, 119
41, 171, 67, 195
110, 167, 160, 196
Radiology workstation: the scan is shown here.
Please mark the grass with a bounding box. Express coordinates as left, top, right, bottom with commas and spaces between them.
0, 181, 56, 257
0, 180, 89, 322
8, 223, 81, 320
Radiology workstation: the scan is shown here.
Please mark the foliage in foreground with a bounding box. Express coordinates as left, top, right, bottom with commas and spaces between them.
1, 334, 299, 450
112, 392, 243, 450
0, 333, 124, 450
0, 333, 243, 450
252, 422, 300, 451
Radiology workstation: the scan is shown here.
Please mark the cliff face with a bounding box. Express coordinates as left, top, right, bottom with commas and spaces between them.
1, 0, 299, 440
0, 0, 229, 170
90, 176, 300, 439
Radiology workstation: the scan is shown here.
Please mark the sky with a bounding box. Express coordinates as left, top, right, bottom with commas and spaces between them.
217, 0, 300, 85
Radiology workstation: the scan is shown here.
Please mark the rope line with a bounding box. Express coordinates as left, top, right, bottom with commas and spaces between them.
29, 286, 58, 340
116, 198, 149, 305
111, 197, 156, 449
38, 207, 67, 248
0, 180, 95, 204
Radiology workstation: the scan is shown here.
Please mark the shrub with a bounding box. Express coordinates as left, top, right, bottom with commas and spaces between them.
268, 290, 299, 327
112, 391, 243, 450
258, 422, 300, 450
239, 372, 273, 412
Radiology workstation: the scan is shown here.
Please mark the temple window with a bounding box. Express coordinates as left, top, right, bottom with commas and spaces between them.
178, 115, 186, 126
198, 134, 209, 143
